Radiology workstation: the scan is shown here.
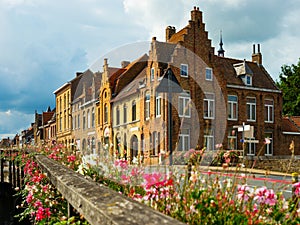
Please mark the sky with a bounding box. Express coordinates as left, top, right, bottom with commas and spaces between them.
1, 0, 300, 139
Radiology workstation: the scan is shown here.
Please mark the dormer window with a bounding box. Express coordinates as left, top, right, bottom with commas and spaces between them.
205, 68, 213, 81
180, 64, 188, 77
233, 61, 253, 86
245, 74, 252, 86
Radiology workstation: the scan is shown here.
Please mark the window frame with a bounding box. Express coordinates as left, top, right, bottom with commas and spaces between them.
265, 132, 273, 156
264, 99, 274, 123
155, 93, 161, 117
205, 68, 213, 81
145, 93, 150, 120
150, 67, 155, 81
180, 64, 188, 77
178, 129, 190, 151
178, 92, 191, 118
246, 97, 256, 122
204, 93, 215, 119
227, 95, 238, 120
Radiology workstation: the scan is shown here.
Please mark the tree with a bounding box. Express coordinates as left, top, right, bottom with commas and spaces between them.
277, 58, 300, 116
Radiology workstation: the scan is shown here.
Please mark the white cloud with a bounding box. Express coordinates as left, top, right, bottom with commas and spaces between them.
0, 110, 34, 135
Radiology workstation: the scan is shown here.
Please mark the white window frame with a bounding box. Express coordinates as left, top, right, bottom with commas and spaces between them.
246, 137, 256, 156
178, 92, 191, 118
150, 67, 155, 81
178, 129, 190, 151
204, 130, 214, 150
246, 97, 256, 122
265, 133, 273, 156
227, 95, 238, 120
264, 99, 274, 123
180, 64, 188, 77
204, 93, 215, 119
205, 68, 213, 81
155, 93, 161, 117
145, 93, 150, 120
245, 75, 252, 86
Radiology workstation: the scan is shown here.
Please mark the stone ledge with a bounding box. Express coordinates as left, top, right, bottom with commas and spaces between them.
34, 154, 184, 225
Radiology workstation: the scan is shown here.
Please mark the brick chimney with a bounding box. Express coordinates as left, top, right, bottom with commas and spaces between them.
191, 6, 202, 24
166, 26, 176, 42
252, 44, 262, 65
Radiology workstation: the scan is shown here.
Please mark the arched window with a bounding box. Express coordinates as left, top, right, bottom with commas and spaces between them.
123, 104, 127, 124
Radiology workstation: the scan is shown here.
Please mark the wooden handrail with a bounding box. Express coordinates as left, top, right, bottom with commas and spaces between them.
34, 154, 184, 225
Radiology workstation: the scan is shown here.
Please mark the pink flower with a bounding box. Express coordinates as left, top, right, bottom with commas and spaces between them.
67, 155, 76, 162
26, 193, 33, 204
143, 172, 163, 189
114, 159, 128, 170
264, 138, 271, 145
237, 184, 250, 201
293, 182, 300, 196
33, 200, 43, 208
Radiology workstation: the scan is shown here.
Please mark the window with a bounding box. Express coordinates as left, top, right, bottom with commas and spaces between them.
116, 107, 120, 125
228, 95, 238, 120
123, 104, 127, 124
92, 108, 95, 128
204, 93, 214, 119
205, 68, 213, 81
73, 116, 75, 130
151, 67, 155, 81
78, 115, 80, 129
153, 132, 160, 156
156, 93, 161, 117
246, 97, 256, 121
264, 99, 274, 123
104, 104, 108, 123
59, 116, 62, 131
265, 133, 273, 155
245, 75, 252, 86
180, 64, 188, 77
228, 129, 237, 150
97, 108, 100, 125
145, 93, 150, 120
179, 92, 191, 118
204, 129, 214, 150
132, 101, 136, 121
178, 129, 190, 151
246, 138, 256, 155
87, 109, 90, 129
83, 111, 86, 129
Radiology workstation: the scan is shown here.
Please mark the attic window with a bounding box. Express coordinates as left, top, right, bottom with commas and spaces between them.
245, 75, 252, 86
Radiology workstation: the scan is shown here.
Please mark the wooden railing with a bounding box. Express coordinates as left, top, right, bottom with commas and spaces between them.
32, 153, 184, 225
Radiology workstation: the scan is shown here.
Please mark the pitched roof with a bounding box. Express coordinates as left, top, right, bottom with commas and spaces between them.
42, 112, 55, 125
289, 116, 300, 129
111, 67, 146, 102
282, 117, 300, 133
213, 56, 279, 90
113, 54, 148, 94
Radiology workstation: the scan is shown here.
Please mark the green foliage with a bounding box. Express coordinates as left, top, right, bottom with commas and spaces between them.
277, 58, 300, 115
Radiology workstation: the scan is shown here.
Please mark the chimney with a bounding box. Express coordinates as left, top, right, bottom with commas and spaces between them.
166, 26, 176, 42
252, 44, 262, 65
76, 72, 83, 77
191, 6, 202, 24
121, 61, 130, 68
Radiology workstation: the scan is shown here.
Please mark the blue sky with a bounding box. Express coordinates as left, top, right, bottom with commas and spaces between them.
1, 0, 300, 139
